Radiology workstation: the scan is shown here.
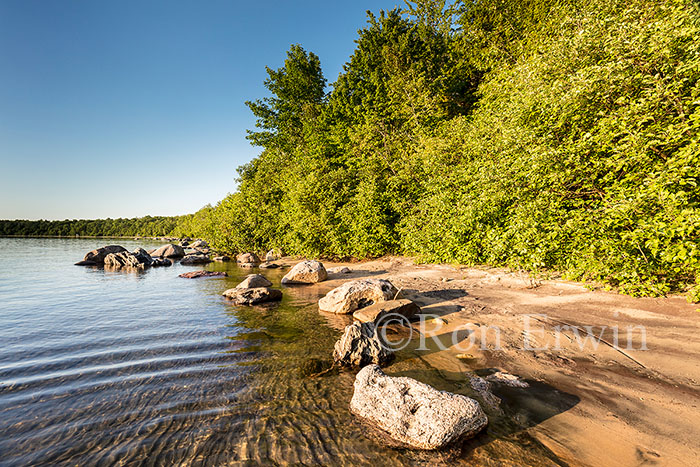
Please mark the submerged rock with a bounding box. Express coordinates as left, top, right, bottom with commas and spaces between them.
150, 244, 185, 258
319, 279, 398, 314
281, 260, 327, 284
180, 255, 212, 265
77, 245, 127, 265
213, 255, 231, 262
178, 270, 227, 279
353, 299, 420, 324
236, 274, 272, 289
222, 287, 282, 305
333, 322, 394, 367
351, 365, 488, 450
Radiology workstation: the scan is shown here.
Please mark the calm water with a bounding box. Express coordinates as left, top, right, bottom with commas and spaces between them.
0, 238, 572, 466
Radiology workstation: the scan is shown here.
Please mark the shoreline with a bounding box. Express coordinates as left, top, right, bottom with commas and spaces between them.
290, 255, 700, 465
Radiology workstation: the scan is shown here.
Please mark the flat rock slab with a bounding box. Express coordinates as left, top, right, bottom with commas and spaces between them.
222, 287, 282, 305
319, 279, 398, 314
333, 322, 394, 367
179, 270, 227, 279
236, 274, 272, 288
353, 299, 420, 324
213, 256, 231, 262
351, 365, 488, 450
281, 260, 327, 284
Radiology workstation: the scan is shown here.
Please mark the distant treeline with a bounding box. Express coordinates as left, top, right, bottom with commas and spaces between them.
0, 217, 184, 238
184, 0, 699, 299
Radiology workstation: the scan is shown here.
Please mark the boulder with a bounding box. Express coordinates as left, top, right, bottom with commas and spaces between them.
180, 255, 212, 265
152, 258, 172, 267
259, 262, 281, 269
237, 252, 260, 264
265, 248, 284, 261
150, 243, 185, 258
318, 279, 398, 314
353, 299, 421, 324
281, 260, 327, 285
179, 270, 227, 279
350, 365, 488, 450
78, 245, 127, 265
104, 251, 152, 270
328, 266, 351, 274
190, 239, 208, 248
222, 287, 282, 305
213, 255, 231, 262
333, 322, 394, 367
236, 274, 272, 289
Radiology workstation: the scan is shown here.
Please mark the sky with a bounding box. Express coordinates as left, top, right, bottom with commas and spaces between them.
0, 0, 401, 220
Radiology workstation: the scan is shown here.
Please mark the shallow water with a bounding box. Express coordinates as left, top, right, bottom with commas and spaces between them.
0, 238, 572, 465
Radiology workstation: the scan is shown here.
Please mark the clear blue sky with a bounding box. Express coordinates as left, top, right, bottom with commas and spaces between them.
0, 0, 401, 220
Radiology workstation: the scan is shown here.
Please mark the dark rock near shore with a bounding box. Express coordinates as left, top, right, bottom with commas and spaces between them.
353, 299, 421, 324
333, 322, 394, 367
213, 255, 231, 262
151, 258, 172, 267
222, 287, 282, 305
350, 365, 488, 450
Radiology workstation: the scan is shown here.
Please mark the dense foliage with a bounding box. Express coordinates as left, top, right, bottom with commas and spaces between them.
4, 0, 699, 299
0, 216, 182, 237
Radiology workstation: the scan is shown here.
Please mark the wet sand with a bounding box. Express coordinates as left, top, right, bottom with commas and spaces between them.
281, 256, 700, 466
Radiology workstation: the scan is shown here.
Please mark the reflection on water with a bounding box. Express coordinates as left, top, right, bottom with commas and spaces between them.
0, 238, 574, 465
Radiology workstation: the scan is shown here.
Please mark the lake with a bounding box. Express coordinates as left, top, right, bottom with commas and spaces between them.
0, 238, 566, 466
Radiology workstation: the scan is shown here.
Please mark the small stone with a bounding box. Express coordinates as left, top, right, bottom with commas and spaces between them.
281, 260, 327, 284
180, 255, 212, 265
237, 252, 260, 264
328, 266, 351, 274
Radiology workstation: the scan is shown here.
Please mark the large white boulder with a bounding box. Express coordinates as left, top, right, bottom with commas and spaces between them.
350, 365, 488, 450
